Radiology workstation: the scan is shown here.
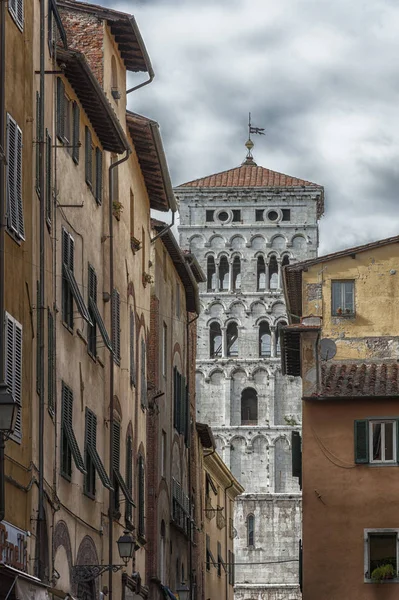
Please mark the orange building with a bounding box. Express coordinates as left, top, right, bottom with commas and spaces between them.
282, 236, 399, 600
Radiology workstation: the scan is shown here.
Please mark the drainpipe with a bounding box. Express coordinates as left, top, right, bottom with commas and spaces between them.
150, 211, 175, 244
0, 0, 6, 523
224, 480, 234, 600
37, 0, 46, 579
108, 148, 131, 600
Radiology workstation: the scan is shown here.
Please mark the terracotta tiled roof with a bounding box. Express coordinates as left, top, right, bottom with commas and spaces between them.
177, 164, 323, 189
313, 362, 399, 398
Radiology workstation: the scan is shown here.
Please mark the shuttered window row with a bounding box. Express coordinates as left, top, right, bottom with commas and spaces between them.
62, 228, 92, 329
8, 0, 24, 31
6, 114, 24, 240
60, 382, 86, 479
4, 312, 22, 441
112, 289, 121, 365
84, 407, 113, 494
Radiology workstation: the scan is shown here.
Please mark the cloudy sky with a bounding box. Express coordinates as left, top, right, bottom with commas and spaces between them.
100, 0, 399, 254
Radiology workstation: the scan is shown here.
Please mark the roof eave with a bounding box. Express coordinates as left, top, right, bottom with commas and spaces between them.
148, 122, 177, 212
128, 15, 154, 76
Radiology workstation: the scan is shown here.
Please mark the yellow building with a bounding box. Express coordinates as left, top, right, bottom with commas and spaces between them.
282, 235, 399, 600
197, 423, 244, 600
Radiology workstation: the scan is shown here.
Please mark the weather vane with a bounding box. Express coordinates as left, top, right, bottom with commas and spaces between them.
243, 112, 265, 165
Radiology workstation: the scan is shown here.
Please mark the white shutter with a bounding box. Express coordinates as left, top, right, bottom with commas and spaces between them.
16, 125, 24, 239
6, 114, 24, 240
8, 0, 24, 30
4, 313, 22, 440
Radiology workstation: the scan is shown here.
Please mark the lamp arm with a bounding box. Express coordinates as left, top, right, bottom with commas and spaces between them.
72, 564, 125, 583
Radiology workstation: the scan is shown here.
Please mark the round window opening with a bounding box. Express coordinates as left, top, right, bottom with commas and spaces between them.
218, 211, 229, 222
268, 210, 279, 221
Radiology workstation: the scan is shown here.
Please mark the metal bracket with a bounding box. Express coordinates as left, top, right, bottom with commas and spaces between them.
72, 564, 124, 583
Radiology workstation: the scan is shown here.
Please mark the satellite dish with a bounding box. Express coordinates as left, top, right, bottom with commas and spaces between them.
320, 338, 337, 361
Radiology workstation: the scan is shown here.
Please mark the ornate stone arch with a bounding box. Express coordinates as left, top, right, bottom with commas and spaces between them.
188, 233, 206, 248
207, 366, 227, 379
228, 233, 247, 248
254, 315, 272, 327
207, 234, 226, 248
73, 535, 100, 598
53, 520, 73, 591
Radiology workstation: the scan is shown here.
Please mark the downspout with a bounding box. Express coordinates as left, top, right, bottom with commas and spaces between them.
37, 0, 46, 580
0, 0, 6, 523
224, 480, 234, 600
150, 211, 175, 244
186, 312, 199, 600
108, 148, 131, 600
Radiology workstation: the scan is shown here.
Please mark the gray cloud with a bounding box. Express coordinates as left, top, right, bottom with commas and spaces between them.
97, 0, 399, 254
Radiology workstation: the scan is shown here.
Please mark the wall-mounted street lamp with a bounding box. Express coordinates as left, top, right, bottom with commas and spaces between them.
0, 382, 19, 522
72, 531, 138, 583
176, 584, 190, 600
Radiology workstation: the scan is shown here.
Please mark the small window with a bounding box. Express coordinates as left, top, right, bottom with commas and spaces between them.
269, 256, 279, 289
257, 256, 266, 291
218, 211, 229, 222
259, 321, 271, 357
332, 280, 355, 316
282, 209, 291, 221
210, 322, 222, 358
365, 530, 398, 581
226, 322, 238, 357
267, 210, 279, 221
84, 407, 113, 493
232, 210, 241, 222
9, 0, 24, 30
219, 256, 229, 291
61, 228, 92, 329
276, 321, 287, 356
207, 256, 216, 292
206, 210, 214, 222
162, 323, 167, 377
370, 421, 396, 464
61, 382, 86, 480
241, 388, 258, 425
255, 209, 264, 222
232, 257, 241, 291
247, 514, 255, 546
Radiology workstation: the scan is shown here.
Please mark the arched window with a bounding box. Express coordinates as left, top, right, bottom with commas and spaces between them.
276, 321, 287, 356
226, 322, 238, 357
232, 256, 241, 290
207, 256, 216, 291
247, 514, 255, 546
257, 256, 266, 291
219, 256, 229, 291
269, 256, 278, 289
282, 255, 290, 267
241, 388, 258, 425
259, 321, 271, 357
210, 322, 222, 358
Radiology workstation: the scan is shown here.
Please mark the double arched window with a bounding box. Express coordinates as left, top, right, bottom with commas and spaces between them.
226, 322, 238, 357
210, 322, 222, 358
241, 388, 258, 425
259, 321, 271, 357
219, 256, 229, 290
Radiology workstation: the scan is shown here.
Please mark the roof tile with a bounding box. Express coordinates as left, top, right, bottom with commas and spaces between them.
314, 362, 399, 398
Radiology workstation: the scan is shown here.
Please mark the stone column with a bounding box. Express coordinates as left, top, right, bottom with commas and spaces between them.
265, 262, 269, 291
270, 326, 276, 358
277, 258, 282, 290
229, 260, 233, 292
221, 326, 226, 357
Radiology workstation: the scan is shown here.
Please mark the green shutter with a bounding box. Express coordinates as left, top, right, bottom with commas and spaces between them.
46, 131, 52, 226
88, 264, 97, 301
113, 422, 120, 471
95, 148, 102, 205
35, 92, 40, 193
47, 309, 54, 414
36, 281, 41, 395
72, 102, 80, 164
85, 126, 92, 187
126, 435, 133, 523
130, 311, 135, 386
112, 289, 121, 364
354, 420, 369, 464
56, 78, 65, 140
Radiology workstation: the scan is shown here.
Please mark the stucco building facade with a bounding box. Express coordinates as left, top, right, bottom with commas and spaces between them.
176, 157, 324, 600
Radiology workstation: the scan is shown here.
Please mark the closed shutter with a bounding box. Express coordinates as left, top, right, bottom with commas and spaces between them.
130, 310, 135, 386
61, 382, 86, 475
112, 422, 120, 471
291, 430, 302, 486
138, 456, 145, 536
95, 148, 102, 205
35, 92, 40, 193
180, 376, 186, 437
72, 102, 80, 164
6, 114, 24, 240
112, 289, 120, 364
173, 367, 178, 430
126, 435, 133, 523
88, 265, 97, 302
185, 386, 190, 447
141, 339, 146, 408
47, 309, 54, 414
46, 130, 52, 225
56, 78, 65, 140
85, 127, 92, 187
36, 281, 40, 394
354, 420, 369, 464
5, 313, 22, 440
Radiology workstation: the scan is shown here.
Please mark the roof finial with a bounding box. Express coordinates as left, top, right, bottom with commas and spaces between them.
243, 112, 265, 166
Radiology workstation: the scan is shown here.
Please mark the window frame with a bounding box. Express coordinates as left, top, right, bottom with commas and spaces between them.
247, 514, 255, 547
331, 279, 355, 317
369, 420, 397, 464
364, 528, 399, 583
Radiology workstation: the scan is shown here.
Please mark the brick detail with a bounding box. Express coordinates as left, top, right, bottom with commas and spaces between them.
59, 9, 104, 87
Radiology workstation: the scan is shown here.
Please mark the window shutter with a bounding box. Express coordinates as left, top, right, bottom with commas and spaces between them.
180, 376, 186, 437
13, 320, 22, 439
88, 264, 97, 302
56, 78, 65, 140
72, 102, 80, 164
126, 435, 133, 523
16, 124, 24, 239
185, 386, 190, 447
95, 148, 102, 205
6, 114, 24, 238
112, 421, 120, 471
46, 130, 52, 225
291, 430, 302, 487
141, 339, 146, 408
16, 0, 24, 29
354, 420, 369, 464
173, 367, 178, 430
36, 281, 40, 394
138, 456, 145, 536
85, 127, 92, 187
130, 310, 135, 386
112, 289, 120, 364
47, 309, 54, 414
35, 92, 40, 193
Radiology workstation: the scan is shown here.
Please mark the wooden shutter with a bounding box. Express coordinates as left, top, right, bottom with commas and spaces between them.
95, 148, 102, 205
354, 420, 369, 464
291, 430, 302, 487
141, 339, 146, 408
130, 310, 135, 386
88, 264, 97, 302
6, 114, 24, 239
180, 376, 186, 437
112, 289, 121, 364
85, 127, 92, 187
46, 130, 52, 225
47, 309, 54, 414
16, 124, 23, 239
36, 281, 40, 394
138, 455, 145, 536
35, 92, 40, 193
56, 78, 65, 140
16, 0, 24, 29
72, 102, 80, 164
112, 421, 121, 471
5, 314, 22, 439
126, 435, 133, 522
173, 367, 178, 430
